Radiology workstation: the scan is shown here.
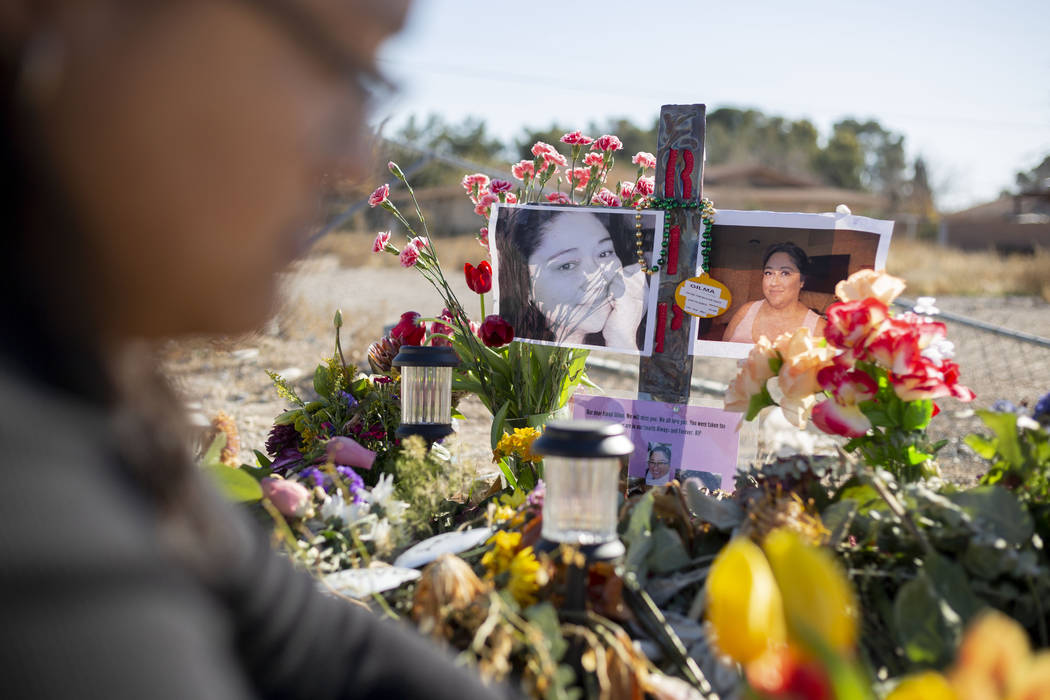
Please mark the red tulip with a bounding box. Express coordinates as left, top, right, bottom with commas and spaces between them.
391, 311, 425, 346
478, 315, 513, 347
464, 260, 493, 295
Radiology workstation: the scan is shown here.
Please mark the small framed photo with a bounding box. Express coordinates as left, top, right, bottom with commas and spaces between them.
489, 204, 664, 356
693, 210, 893, 358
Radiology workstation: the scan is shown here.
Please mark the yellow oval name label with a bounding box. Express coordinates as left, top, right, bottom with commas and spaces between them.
675, 274, 732, 318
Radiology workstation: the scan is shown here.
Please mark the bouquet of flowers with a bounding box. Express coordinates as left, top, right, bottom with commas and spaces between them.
725, 268, 974, 482
369, 132, 658, 488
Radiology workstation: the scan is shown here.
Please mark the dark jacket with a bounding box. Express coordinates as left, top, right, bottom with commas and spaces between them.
0, 365, 504, 699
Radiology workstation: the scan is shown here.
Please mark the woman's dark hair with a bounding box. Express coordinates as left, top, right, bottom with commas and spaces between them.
762, 241, 809, 283
648, 444, 672, 462
2, 37, 233, 572
494, 207, 635, 345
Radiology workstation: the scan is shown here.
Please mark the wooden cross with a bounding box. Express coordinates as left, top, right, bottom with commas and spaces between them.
637, 104, 706, 403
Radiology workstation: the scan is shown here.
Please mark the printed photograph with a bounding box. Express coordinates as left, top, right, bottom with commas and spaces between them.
491, 204, 663, 355
692, 210, 893, 358
644, 442, 674, 486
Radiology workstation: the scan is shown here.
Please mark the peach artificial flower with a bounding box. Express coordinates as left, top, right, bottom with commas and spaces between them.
772, 328, 836, 428
724, 336, 778, 413
834, 268, 906, 305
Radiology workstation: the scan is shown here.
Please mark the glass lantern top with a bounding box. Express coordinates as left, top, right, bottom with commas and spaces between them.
532, 420, 634, 459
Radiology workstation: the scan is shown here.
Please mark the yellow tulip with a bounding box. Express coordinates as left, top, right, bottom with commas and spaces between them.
706, 537, 787, 664
885, 671, 957, 700
762, 529, 859, 654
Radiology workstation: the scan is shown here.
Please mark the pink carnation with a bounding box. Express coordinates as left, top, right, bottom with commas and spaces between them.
583, 152, 604, 167
545, 192, 571, 205
636, 175, 655, 196
560, 130, 594, 146
461, 173, 490, 191
531, 141, 558, 158
511, 160, 535, 181
474, 192, 499, 219
399, 243, 420, 268
478, 226, 489, 251
632, 151, 657, 169
619, 181, 635, 200
504, 192, 518, 204
490, 179, 512, 193
372, 230, 391, 253
592, 188, 621, 207
591, 134, 623, 152
368, 183, 389, 207
540, 151, 568, 169
568, 167, 590, 190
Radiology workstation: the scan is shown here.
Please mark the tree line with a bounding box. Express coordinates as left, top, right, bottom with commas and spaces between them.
382, 108, 936, 215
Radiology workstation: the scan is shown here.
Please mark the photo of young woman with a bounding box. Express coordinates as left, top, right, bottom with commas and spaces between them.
492, 205, 662, 355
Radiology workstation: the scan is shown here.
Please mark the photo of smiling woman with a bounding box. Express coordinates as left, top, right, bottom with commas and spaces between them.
492, 205, 661, 355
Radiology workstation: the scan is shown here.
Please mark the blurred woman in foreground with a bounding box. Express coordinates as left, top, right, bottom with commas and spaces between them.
0, 1, 504, 698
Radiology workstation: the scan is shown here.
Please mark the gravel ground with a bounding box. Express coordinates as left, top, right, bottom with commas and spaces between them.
161, 254, 1050, 486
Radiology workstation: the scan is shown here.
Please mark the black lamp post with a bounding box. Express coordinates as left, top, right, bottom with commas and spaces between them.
391, 345, 459, 444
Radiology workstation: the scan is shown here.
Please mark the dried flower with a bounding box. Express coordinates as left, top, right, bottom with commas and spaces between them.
413, 554, 489, 639
210, 411, 241, 467
367, 334, 403, 374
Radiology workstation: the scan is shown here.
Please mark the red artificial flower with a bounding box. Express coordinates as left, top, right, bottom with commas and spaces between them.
391, 311, 425, 346
824, 298, 890, 359
368, 183, 389, 207
865, 317, 929, 376
817, 365, 878, 405
479, 315, 514, 347
890, 356, 975, 402
464, 260, 492, 295
812, 399, 872, 438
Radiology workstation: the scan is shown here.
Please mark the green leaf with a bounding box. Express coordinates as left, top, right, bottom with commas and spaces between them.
860, 400, 893, 428
313, 363, 334, 397
947, 486, 1033, 546
273, 409, 301, 425
821, 500, 859, 546
682, 479, 744, 530
623, 492, 655, 583
892, 573, 957, 666
745, 385, 775, 421
202, 462, 264, 503
494, 457, 518, 492
923, 552, 983, 622
647, 525, 692, 574
977, 410, 1023, 467
524, 602, 569, 660
902, 400, 933, 431
202, 432, 226, 468
253, 450, 273, 468
490, 400, 510, 451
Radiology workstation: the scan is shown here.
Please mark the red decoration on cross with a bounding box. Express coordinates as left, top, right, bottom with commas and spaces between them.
655, 302, 668, 353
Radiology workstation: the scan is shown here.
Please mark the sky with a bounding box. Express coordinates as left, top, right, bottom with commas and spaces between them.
374, 0, 1050, 213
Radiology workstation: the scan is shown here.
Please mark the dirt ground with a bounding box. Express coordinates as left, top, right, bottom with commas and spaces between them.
161, 252, 1050, 486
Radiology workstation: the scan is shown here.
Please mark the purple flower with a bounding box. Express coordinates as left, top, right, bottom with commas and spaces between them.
1035, 391, 1050, 424
337, 390, 358, 410
336, 466, 367, 504
270, 447, 303, 476
265, 423, 300, 457
302, 467, 326, 489
526, 479, 545, 508
992, 399, 1022, 414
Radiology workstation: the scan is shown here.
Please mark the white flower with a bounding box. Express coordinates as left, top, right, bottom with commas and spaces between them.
1018, 415, 1041, 432
321, 491, 371, 525
372, 519, 395, 554
367, 473, 409, 524
912, 296, 940, 316
921, 337, 955, 364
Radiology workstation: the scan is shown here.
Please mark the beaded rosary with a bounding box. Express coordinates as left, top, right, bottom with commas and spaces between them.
634, 197, 716, 274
